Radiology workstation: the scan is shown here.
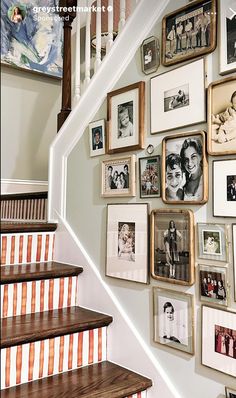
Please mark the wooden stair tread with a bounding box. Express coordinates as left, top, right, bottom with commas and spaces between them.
1, 191, 48, 200
1, 307, 113, 348
1, 222, 57, 233
1, 261, 83, 284
0, 361, 152, 398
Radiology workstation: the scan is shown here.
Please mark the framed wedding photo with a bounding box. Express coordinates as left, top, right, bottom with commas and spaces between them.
153, 287, 194, 354
162, 131, 208, 204
197, 223, 228, 262
202, 306, 236, 377
150, 209, 195, 285
198, 264, 229, 307
139, 156, 161, 198
208, 76, 236, 155
151, 59, 206, 134
107, 82, 145, 154
233, 224, 236, 301
140, 36, 160, 75
89, 119, 106, 157
226, 387, 236, 398
106, 203, 149, 284
213, 159, 236, 217
162, 0, 217, 67
219, 0, 236, 75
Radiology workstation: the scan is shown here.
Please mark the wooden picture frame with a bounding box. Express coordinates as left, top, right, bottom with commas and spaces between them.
219, 0, 236, 75
207, 76, 236, 155
101, 155, 136, 197
139, 155, 161, 198
153, 287, 194, 355
162, 131, 208, 204
197, 223, 228, 262
150, 209, 195, 285
225, 386, 236, 398
198, 264, 229, 307
89, 119, 106, 157
233, 224, 236, 302
213, 159, 236, 217
107, 81, 145, 154
162, 0, 217, 67
140, 36, 160, 75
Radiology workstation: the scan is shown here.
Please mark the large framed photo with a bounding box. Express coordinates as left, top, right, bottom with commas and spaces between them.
107, 82, 145, 154
101, 155, 135, 197
162, 131, 208, 204
233, 224, 236, 302
197, 223, 228, 262
202, 306, 236, 377
199, 264, 229, 307
106, 203, 149, 284
151, 59, 206, 134
213, 159, 236, 217
219, 0, 236, 75
89, 119, 105, 157
150, 209, 195, 285
140, 36, 160, 75
226, 387, 236, 398
153, 287, 194, 354
162, 0, 217, 67
208, 77, 236, 155
139, 156, 161, 198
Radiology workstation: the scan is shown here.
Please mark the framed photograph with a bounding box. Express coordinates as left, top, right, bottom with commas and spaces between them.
162, 131, 208, 204
101, 155, 135, 197
153, 287, 194, 354
199, 264, 229, 307
208, 77, 236, 155
150, 209, 195, 285
202, 306, 236, 377
107, 82, 145, 154
89, 119, 106, 157
139, 156, 161, 198
162, 0, 217, 67
106, 203, 149, 284
226, 387, 236, 398
140, 36, 160, 75
1, 1, 63, 79
151, 58, 206, 134
219, 0, 236, 75
197, 223, 228, 262
233, 224, 236, 302
213, 159, 236, 217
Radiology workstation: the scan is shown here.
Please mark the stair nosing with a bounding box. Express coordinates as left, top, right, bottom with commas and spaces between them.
1, 191, 48, 200
1, 222, 57, 233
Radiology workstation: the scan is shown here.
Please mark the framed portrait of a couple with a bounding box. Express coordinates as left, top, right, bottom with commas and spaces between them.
150, 209, 195, 286
198, 264, 229, 307
153, 287, 194, 354
219, 0, 236, 75
213, 159, 236, 217
197, 223, 228, 262
162, 131, 208, 204
89, 119, 106, 157
101, 155, 135, 197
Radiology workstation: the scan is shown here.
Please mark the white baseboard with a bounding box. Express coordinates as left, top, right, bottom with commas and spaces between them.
1, 179, 48, 194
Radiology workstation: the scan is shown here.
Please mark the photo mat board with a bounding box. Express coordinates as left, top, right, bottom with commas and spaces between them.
89, 119, 106, 157
219, 0, 236, 75
199, 264, 228, 307
139, 156, 161, 198
197, 223, 228, 262
101, 155, 135, 197
213, 159, 236, 217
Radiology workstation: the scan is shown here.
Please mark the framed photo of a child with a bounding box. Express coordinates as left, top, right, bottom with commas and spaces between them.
107, 82, 145, 154
89, 119, 106, 157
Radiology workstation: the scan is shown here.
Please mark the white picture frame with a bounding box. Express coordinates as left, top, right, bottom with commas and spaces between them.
213, 159, 236, 217
89, 119, 106, 157
219, 0, 236, 75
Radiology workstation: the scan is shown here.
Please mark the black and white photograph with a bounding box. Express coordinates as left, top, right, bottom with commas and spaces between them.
213, 159, 236, 217
118, 222, 135, 262
219, 0, 236, 75
139, 156, 161, 198
197, 223, 228, 262
89, 119, 106, 157
226, 387, 236, 398
215, 325, 236, 359
117, 101, 133, 139
199, 264, 228, 307
202, 230, 222, 255
164, 84, 189, 112
141, 36, 160, 75
233, 224, 236, 302
227, 175, 236, 201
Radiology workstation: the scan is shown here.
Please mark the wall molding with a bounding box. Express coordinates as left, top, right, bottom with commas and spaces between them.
1, 179, 48, 194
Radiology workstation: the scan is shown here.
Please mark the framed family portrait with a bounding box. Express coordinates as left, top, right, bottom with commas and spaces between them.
162, 0, 217, 66
140, 36, 160, 75
162, 131, 208, 204
197, 223, 228, 262
226, 387, 236, 398
106, 203, 149, 284
89, 119, 105, 157
233, 224, 236, 302
199, 264, 229, 307
107, 82, 145, 154
151, 59, 206, 134
208, 76, 236, 155
139, 156, 161, 198
153, 287, 194, 354
101, 155, 135, 197
202, 306, 236, 377
219, 0, 236, 75
150, 209, 195, 285
213, 159, 236, 217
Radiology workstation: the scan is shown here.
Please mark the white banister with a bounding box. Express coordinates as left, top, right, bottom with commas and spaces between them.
106, 0, 114, 53
84, 3, 91, 87
118, 0, 126, 32
94, 0, 102, 72
74, 9, 81, 103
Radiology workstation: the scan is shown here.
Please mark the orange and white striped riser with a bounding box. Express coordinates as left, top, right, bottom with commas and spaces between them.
1, 276, 78, 318
125, 392, 147, 398
1, 232, 55, 266
1, 327, 107, 389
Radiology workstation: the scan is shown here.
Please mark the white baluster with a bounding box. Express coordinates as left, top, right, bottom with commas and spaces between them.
84, 3, 91, 87
74, 9, 81, 103
94, 0, 102, 72
118, 0, 126, 33
106, 0, 113, 53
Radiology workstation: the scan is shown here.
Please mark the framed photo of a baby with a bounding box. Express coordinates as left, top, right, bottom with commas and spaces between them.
197, 223, 228, 262
208, 76, 236, 155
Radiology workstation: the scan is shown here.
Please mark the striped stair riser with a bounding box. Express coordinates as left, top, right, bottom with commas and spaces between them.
1, 233, 55, 266
1, 276, 78, 318
1, 198, 47, 222
1, 327, 107, 389
125, 392, 147, 398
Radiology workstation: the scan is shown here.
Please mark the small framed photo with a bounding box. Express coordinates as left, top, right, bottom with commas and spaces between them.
106, 203, 149, 284
101, 155, 135, 198
162, 131, 208, 204
213, 159, 236, 217
140, 36, 160, 75
233, 224, 236, 302
226, 387, 236, 398
151, 59, 206, 134
107, 82, 145, 154
150, 209, 195, 285
198, 264, 229, 307
219, 0, 236, 75
139, 156, 161, 198
162, 0, 217, 67
153, 287, 194, 354
197, 223, 228, 262
89, 119, 106, 157
202, 306, 236, 377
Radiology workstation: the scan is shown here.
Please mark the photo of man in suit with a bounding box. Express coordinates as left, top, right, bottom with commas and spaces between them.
92, 127, 103, 150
